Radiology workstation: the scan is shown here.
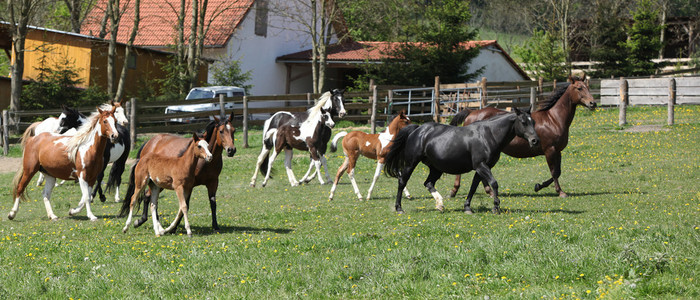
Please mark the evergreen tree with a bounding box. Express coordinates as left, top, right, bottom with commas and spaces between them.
589, 0, 630, 78
624, 0, 664, 76
515, 30, 568, 81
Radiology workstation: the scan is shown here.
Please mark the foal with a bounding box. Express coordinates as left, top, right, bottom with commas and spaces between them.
328, 111, 412, 200
121, 133, 213, 237
261, 108, 335, 187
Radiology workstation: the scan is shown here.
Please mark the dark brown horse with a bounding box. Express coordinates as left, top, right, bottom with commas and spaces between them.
122, 113, 237, 232
449, 75, 596, 198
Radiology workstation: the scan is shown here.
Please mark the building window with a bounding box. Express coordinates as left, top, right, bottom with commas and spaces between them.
255, 0, 268, 37
127, 54, 137, 69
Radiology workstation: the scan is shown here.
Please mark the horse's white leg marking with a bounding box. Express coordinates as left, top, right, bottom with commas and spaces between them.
8, 196, 21, 220
320, 155, 331, 182
69, 174, 97, 221
149, 187, 165, 235
114, 186, 121, 202
283, 149, 299, 186
329, 157, 349, 200
403, 187, 412, 198
299, 160, 316, 183
262, 149, 279, 187
366, 162, 384, 201
348, 169, 363, 200
36, 173, 45, 187
314, 159, 326, 185
42, 176, 59, 220
250, 147, 270, 186
430, 191, 445, 211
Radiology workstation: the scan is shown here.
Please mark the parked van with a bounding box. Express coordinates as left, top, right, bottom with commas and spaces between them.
164, 86, 245, 123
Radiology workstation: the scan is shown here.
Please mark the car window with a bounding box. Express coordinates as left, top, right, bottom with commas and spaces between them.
186, 90, 215, 100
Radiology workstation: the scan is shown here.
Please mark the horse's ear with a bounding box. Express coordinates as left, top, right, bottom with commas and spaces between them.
228, 111, 234, 122
61, 104, 67, 111
192, 132, 200, 141
213, 115, 220, 123
514, 107, 523, 115
97, 107, 104, 114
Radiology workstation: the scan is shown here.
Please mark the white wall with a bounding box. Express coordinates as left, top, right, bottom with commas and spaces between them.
467, 45, 528, 82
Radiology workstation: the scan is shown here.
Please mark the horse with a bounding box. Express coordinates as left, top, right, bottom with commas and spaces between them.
328, 111, 413, 201
8, 107, 119, 221
448, 75, 596, 198
124, 112, 237, 232
32, 105, 87, 187
259, 108, 335, 187
90, 101, 131, 203
249, 89, 346, 187
121, 133, 213, 237
384, 109, 540, 214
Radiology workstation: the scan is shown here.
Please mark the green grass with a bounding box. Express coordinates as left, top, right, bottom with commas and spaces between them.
0, 106, 698, 298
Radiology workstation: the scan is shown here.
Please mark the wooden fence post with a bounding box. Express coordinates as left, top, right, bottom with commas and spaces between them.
306, 93, 311, 105
2, 110, 9, 156
619, 78, 628, 126
130, 98, 137, 149
530, 86, 537, 113
668, 78, 676, 126
433, 76, 441, 123
480, 77, 488, 109
243, 95, 249, 148
219, 94, 225, 119
388, 89, 393, 122
538, 77, 544, 102
371, 85, 378, 134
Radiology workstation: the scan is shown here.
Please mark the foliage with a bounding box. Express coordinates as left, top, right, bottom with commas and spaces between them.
0, 54, 9, 76
362, 0, 481, 86
589, 0, 631, 78
515, 30, 568, 81
154, 58, 191, 101
339, 0, 418, 42
0, 106, 698, 298
209, 59, 254, 95
623, 0, 664, 76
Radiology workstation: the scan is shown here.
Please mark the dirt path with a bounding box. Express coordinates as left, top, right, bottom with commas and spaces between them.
0, 157, 22, 174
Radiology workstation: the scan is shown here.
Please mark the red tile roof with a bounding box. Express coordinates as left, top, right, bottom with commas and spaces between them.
81, 0, 254, 47
277, 40, 497, 62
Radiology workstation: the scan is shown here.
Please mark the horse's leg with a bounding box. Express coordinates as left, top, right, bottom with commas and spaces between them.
309, 150, 326, 185
133, 192, 150, 228
395, 165, 416, 214
346, 157, 363, 200
534, 149, 567, 197
69, 175, 98, 221
464, 173, 482, 214
282, 149, 299, 186
122, 179, 145, 233
149, 186, 165, 236
173, 187, 192, 237
207, 182, 220, 232
320, 155, 331, 183
90, 168, 107, 203
449, 174, 462, 198
423, 167, 445, 212
41, 176, 59, 220
262, 149, 280, 187
329, 157, 349, 200
36, 172, 45, 187
250, 147, 270, 187
475, 163, 501, 214
366, 162, 384, 201
8, 167, 39, 220
299, 159, 316, 183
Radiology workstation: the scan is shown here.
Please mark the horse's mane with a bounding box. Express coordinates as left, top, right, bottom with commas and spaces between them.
307, 91, 332, 121
65, 112, 101, 162
538, 76, 582, 112
176, 139, 195, 157
204, 120, 217, 144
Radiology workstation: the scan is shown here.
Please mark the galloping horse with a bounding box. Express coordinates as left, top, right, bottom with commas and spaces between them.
121, 133, 213, 237
449, 75, 596, 198
32, 105, 87, 186
328, 111, 412, 200
260, 108, 335, 187
91, 101, 131, 203
384, 109, 539, 214
125, 113, 237, 232
9, 107, 119, 221
250, 89, 346, 187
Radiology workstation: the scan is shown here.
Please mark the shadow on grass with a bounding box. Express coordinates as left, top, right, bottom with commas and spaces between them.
181, 225, 294, 236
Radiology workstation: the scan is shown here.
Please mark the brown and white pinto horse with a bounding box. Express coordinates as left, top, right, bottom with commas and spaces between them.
328, 111, 412, 200
261, 108, 335, 187
126, 113, 237, 232
449, 75, 596, 198
9, 107, 119, 221
121, 133, 213, 237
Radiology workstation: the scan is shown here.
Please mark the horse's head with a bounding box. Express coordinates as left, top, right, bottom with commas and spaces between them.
213, 112, 237, 157
514, 108, 539, 148
390, 110, 411, 133
321, 108, 335, 129
97, 106, 119, 143
58, 105, 87, 134
111, 100, 130, 126
329, 88, 347, 118
568, 75, 597, 111
192, 132, 213, 162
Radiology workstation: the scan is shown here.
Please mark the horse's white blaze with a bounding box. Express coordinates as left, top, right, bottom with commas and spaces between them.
198, 140, 213, 160
378, 127, 393, 150
226, 124, 232, 131
114, 107, 128, 126
106, 116, 118, 138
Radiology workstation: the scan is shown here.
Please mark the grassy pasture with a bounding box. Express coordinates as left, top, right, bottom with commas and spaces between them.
0, 106, 697, 299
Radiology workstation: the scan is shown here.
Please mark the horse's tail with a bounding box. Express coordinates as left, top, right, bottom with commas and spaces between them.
11, 166, 28, 202
384, 124, 420, 178
20, 121, 41, 149
259, 129, 277, 175
449, 109, 473, 126
330, 131, 347, 153
105, 130, 131, 194
119, 158, 141, 217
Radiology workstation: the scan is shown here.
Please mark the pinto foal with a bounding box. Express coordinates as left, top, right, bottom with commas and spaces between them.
328, 111, 412, 200
121, 133, 212, 237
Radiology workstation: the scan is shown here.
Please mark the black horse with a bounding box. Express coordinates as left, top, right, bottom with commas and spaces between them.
384, 109, 539, 214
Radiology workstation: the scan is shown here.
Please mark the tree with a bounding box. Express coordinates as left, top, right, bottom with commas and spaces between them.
210, 58, 253, 94
589, 0, 630, 78
272, 0, 349, 93
624, 0, 664, 76
366, 0, 481, 86
515, 29, 568, 81
339, 0, 417, 42
62, 0, 99, 33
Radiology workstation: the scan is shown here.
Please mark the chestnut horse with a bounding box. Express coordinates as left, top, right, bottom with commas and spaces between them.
121, 133, 213, 237
328, 111, 412, 200
449, 76, 596, 198
261, 108, 335, 187
125, 113, 237, 232
9, 107, 119, 221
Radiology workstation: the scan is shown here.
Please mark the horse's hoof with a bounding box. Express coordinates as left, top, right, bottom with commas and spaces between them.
89, 216, 98, 222
68, 209, 76, 216
492, 208, 501, 214
365, 197, 370, 201
436, 205, 445, 213
7, 212, 15, 220
534, 183, 542, 192
448, 192, 457, 198
464, 209, 473, 215
122, 228, 128, 233
99, 196, 107, 202
396, 210, 404, 214
249, 183, 256, 188
559, 192, 568, 198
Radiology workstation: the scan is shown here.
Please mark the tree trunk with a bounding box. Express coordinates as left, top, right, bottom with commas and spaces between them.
106, 0, 121, 98
187, 0, 199, 91
114, 0, 140, 101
